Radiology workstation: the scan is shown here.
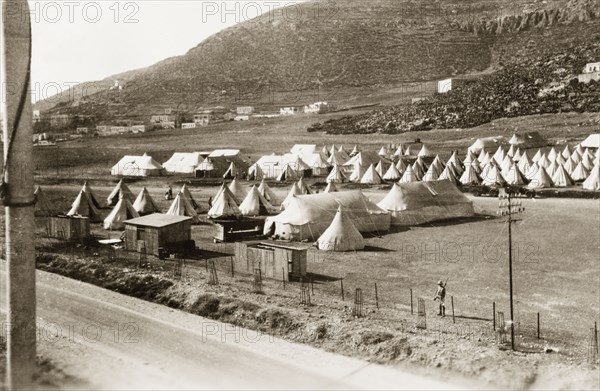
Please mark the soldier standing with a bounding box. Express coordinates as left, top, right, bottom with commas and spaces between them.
433, 280, 446, 317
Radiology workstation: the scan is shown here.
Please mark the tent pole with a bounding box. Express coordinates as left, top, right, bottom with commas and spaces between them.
2, 0, 37, 389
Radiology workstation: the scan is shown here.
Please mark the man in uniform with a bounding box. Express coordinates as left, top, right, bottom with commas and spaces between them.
433, 280, 446, 317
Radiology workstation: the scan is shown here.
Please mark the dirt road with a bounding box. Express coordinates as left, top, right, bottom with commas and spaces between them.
0, 263, 471, 390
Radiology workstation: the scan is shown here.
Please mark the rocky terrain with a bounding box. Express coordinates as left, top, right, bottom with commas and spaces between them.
310, 40, 600, 134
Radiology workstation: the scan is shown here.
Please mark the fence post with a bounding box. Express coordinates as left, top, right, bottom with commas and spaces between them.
537, 312, 540, 339
493, 302, 496, 330
282, 267, 286, 290
451, 296, 455, 323
374, 283, 379, 309
410, 288, 413, 315
230, 256, 234, 278
340, 279, 344, 301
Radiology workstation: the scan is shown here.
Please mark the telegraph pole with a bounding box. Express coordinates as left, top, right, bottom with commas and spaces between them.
2, 0, 37, 389
498, 187, 525, 351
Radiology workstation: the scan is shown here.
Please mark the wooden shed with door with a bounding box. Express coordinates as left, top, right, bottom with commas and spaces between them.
234, 241, 307, 281
123, 213, 192, 256
46, 215, 90, 240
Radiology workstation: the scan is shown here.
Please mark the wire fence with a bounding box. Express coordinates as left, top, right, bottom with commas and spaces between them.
21, 235, 600, 360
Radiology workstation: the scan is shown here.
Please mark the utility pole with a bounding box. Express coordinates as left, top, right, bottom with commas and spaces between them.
498, 187, 525, 351
2, 0, 37, 389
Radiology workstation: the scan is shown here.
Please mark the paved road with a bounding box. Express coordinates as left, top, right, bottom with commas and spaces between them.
0, 265, 471, 390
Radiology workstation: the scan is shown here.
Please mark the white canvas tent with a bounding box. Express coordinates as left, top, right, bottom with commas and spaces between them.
195, 150, 249, 179
133, 187, 159, 216
507, 132, 547, 148
571, 162, 590, 181
583, 164, 600, 190
360, 164, 383, 184
479, 152, 491, 166
297, 177, 312, 194
518, 152, 533, 172
264, 190, 390, 241
67, 190, 102, 222
223, 162, 241, 179
327, 150, 348, 166
238, 185, 275, 216
481, 164, 506, 187
207, 184, 242, 219
107, 179, 135, 206
375, 160, 386, 178
377, 181, 475, 226
580, 134, 600, 149
308, 153, 331, 176
290, 144, 317, 156
258, 180, 280, 206
395, 159, 407, 173
326, 164, 346, 183
459, 164, 481, 185
180, 184, 200, 210
468, 137, 504, 152
228, 178, 247, 203
81, 181, 101, 208
103, 195, 140, 230
382, 163, 401, 181
399, 165, 419, 183
422, 163, 442, 182
162, 152, 203, 174
502, 162, 527, 186
348, 163, 366, 183
551, 164, 574, 187
527, 166, 553, 189
438, 165, 460, 185
276, 163, 299, 182
247, 163, 264, 181
411, 157, 426, 179
447, 152, 463, 173
111, 153, 165, 176
316, 206, 365, 252
281, 183, 302, 211
417, 145, 434, 157
167, 192, 200, 223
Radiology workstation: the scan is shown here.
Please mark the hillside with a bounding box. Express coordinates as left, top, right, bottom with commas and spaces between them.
310, 39, 600, 134
36, 0, 600, 120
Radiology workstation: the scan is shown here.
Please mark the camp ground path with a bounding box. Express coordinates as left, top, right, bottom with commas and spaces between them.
0, 264, 477, 390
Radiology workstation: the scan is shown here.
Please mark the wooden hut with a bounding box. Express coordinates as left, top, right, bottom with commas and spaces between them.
234, 242, 307, 281
46, 215, 90, 240
123, 213, 193, 256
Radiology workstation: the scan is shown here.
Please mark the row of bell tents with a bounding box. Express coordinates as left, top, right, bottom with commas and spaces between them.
107, 138, 600, 191
37, 174, 477, 241
35, 181, 200, 230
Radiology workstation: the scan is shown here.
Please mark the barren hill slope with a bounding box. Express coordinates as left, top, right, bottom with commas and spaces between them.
36, 0, 600, 118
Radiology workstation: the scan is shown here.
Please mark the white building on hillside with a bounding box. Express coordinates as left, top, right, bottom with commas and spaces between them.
304, 102, 330, 114
280, 107, 299, 116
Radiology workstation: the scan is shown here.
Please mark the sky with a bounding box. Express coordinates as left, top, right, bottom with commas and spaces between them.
1, 0, 300, 104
